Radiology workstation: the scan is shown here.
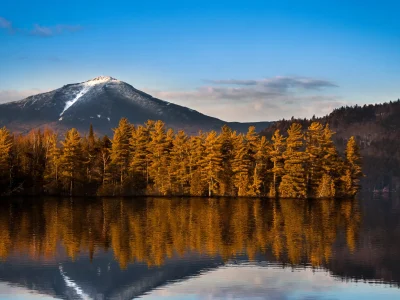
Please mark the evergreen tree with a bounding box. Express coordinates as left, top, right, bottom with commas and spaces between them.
188, 133, 206, 196
110, 118, 132, 189
245, 126, 260, 196
129, 125, 150, 191
100, 135, 112, 187
270, 130, 286, 197
279, 123, 307, 198
318, 124, 343, 196
43, 132, 61, 193
341, 136, 363, 196
232, 134, 251, 196
169, 130, 189, 194
201, 131, 223, 197
305, 122, 324, 196
60, 128, 83, 195
251, 136, 270, 196
147, 120, 170, 194
218, 125, 236, 196
0, 127, 12, 192
316, 173, 336, 198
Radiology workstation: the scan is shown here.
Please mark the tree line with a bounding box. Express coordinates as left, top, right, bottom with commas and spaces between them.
0, 118, 362, 197
0, 197, 360, 268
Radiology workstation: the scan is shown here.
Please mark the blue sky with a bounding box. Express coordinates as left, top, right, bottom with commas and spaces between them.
1, 0, 399, 121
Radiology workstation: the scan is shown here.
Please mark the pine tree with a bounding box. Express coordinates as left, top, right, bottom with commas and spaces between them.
188, 133, 206, 196
232, 134, 251, 196
270, 130, 286, 197
100, 135, 112, 186
43, 132, 61, 193
251, 136, 270, 196
60, 128, 83, 195
245, 126, 260, 196
279, 123, 307, 198
201, 131, 223, 197
82, 124, 101, 188
316, 173, 335, 198
110, 118, 132, 189
341, 136, 362, 197
319, 124, 343, 195
169, 130, 189, 194
0, 127, 12, 192
25, 129, 46, 192
129, 125, 150, 191
147, 120, 170, 194
218, 125, 236, 196
305, 122, 324, 197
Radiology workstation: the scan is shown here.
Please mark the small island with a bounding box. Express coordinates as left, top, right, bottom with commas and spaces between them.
0, 119, 362, 198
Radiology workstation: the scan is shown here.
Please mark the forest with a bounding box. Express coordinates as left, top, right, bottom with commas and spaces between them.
0, 118, 362, 198
261, 100, 400, 191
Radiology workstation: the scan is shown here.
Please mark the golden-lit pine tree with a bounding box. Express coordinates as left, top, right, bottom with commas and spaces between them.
317, 124, 343, 198
169, 130, 190, 194
279, 123, 307, 198
129, 125, 150, 190
148, 120, 170, 195
60, 128, 83, 195
316, 173, 336, 198
0, 127, 12, 192
232, 134, 251, 196
341, 136, 362, 197
24, 130, 46, 191
99, 135, 112, 187
269, 130, 286, 197
110, 118, 132, 188
245, 126, 260, 196
43, 132, 61, 193
82, 124, 100, 185
218, 125, 236, 196
201, 131, 223, 197
188, 133, 206, 196
305, 122, 324, 196
250, 136, 271, 196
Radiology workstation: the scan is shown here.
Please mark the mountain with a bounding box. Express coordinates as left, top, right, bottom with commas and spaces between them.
260, 100, 400, 191
0, 76, 271, 135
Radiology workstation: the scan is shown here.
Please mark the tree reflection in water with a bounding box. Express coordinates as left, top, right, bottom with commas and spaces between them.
0, 198, 360, 269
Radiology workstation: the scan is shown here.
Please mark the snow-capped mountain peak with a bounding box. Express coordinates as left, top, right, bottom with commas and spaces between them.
60, 76, 121, 116
85, 76, 119, 85
0, 76, 271, 135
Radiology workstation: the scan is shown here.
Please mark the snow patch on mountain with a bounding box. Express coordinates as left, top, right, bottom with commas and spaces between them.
59, 76, 119, 116
60, 85, 92, 116
59, 265, 91, 300
85, 76, 118, 85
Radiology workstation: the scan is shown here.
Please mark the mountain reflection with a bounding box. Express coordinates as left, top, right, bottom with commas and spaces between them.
0, 198, 360, 269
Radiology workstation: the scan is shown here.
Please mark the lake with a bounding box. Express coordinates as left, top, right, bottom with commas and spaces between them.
0, 195, 399, 299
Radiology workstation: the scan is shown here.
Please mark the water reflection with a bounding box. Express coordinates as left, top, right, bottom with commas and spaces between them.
0, 196, 399, 299
0, 198, 359, 269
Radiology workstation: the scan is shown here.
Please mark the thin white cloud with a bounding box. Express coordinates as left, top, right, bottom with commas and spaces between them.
0, 17, 12, 29
207, 76, 338, 90
0, 16, 82, 37
0, 89, 47, 104
31, 24, 83, 37
146, 76, 342, 122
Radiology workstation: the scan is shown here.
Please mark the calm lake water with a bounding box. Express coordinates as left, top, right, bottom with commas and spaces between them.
0, 195, 399, 299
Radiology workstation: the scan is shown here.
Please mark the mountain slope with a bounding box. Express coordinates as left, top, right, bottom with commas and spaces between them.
0, 76, 271, 135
